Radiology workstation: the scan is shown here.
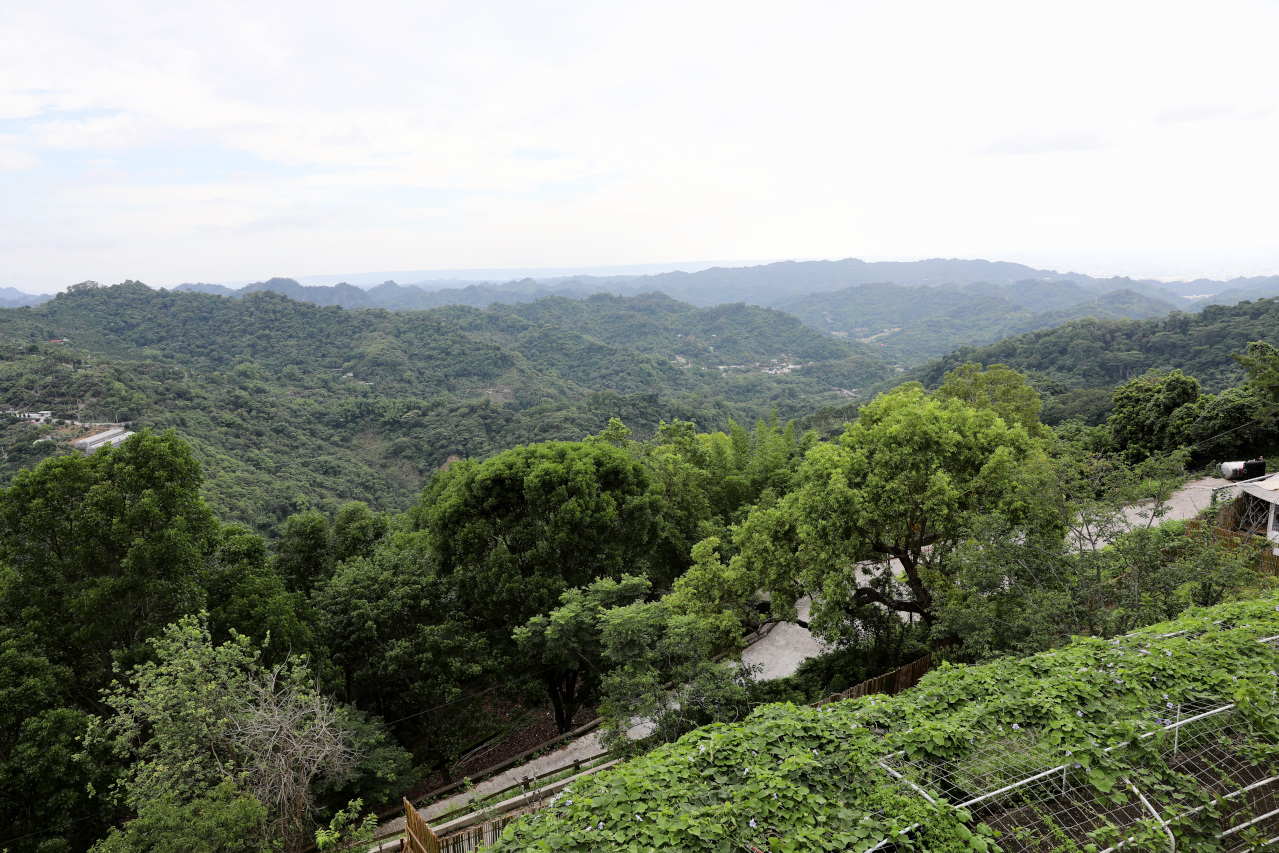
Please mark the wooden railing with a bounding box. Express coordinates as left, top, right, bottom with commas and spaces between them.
401, 761, 619, 853
399, 650, 941, 850
813, 652, 935, 708
404, 797, 529, 853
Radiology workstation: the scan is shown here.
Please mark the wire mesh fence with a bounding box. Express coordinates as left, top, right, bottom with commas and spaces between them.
867, 643, 1279, 852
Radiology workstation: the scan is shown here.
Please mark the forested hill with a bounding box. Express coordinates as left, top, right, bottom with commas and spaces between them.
0, 284, 887, 532
777, 282, 1178, 364
178, 275, 592, 311
893, 297, 1279, 424
430, 292, 865, 368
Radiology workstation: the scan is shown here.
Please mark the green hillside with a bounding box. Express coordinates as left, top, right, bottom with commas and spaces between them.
432, 291, 879, 369
779, 283, 1179, 365
904, 299, 1278, 394
0, 285, 886, 532
881, 298, 1279, 429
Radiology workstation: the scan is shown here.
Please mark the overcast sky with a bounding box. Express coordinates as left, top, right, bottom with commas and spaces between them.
3, 0, 1279, 292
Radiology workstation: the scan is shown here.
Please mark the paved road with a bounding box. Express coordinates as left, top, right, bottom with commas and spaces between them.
741, 596, 826, 680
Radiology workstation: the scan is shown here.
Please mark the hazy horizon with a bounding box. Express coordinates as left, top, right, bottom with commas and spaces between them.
4, 2, 1278, 293
10, 251, 1279, 297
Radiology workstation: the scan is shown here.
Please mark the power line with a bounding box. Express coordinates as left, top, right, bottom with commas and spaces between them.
0, 809, 109, 848
1178, 407, 1277, 453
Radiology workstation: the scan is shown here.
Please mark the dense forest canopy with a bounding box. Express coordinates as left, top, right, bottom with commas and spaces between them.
0, 284, 885, 532
892, 297, 1279, 427
3, 275, 1279, 853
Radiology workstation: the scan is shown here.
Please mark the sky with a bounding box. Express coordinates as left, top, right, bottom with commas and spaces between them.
3, 0, 1279, 292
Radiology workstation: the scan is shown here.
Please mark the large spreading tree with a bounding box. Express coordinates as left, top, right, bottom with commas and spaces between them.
412, 438, 668, 636
733, 381, 1050, 634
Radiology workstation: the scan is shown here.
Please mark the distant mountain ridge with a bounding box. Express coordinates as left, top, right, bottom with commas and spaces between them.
0, 287, 53, 308
155, 260, 1279, 367
12, 258, 1279, 368
175, 276, 597, 310
167, 259, 1279, 313
777, 282, 1180, 364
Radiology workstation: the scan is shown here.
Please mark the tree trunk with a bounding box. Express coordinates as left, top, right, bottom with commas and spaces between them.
545, 669, 581, 734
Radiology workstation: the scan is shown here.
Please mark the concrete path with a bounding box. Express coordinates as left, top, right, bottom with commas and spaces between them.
378, 733, 608, 838
419, 734, 606, 821
1123, 476, 1237, 528
741, 596, 828, 680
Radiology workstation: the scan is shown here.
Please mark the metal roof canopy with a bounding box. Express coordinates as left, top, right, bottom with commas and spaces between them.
1240, 474, 1279, 502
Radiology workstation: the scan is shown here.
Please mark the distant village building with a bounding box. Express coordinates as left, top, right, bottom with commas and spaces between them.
72, 427, 135, 453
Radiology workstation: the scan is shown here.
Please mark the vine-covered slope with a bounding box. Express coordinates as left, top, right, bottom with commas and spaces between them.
495, 596, 1279, 853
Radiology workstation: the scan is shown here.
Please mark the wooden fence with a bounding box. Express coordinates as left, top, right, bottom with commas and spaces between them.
401, 761, 619, 853
404, 797, 436, 853
813, 652, 934, 708
1184, 519, 1279, 575
404, 797, 531, 853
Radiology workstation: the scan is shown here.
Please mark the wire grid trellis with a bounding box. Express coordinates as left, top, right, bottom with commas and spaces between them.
873, 696, 1279, 852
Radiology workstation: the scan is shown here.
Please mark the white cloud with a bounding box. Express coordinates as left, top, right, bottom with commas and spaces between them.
1, 0, 1279, 289
977, 132, 1107, 156
1156, 104, 1237, 124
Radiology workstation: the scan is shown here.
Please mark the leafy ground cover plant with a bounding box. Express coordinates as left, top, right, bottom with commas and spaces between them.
491, 596, 1279, 852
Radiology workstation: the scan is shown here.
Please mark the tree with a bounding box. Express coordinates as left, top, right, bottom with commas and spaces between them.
934, 447, 1259, 658
90, 616, 397, 853
1234, 340, 1279, 403
596, 598, 751, 749
1108, 368, 1201, 462
330, 502, 388, 565
735, 384, 1048, 632
310, 541, 493, 779
91, 783, 270, 853
272, 510, 334, 594
205, 524, 314, 660
1168, 384, 1275, 465
933, 361, 1046, 435
411, 440, 665, 638
0, 430, 221, 852
0, 429, 219, 688
668, 536, 765, 633
0, 627, 112, 853
513, 575, 651, 733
